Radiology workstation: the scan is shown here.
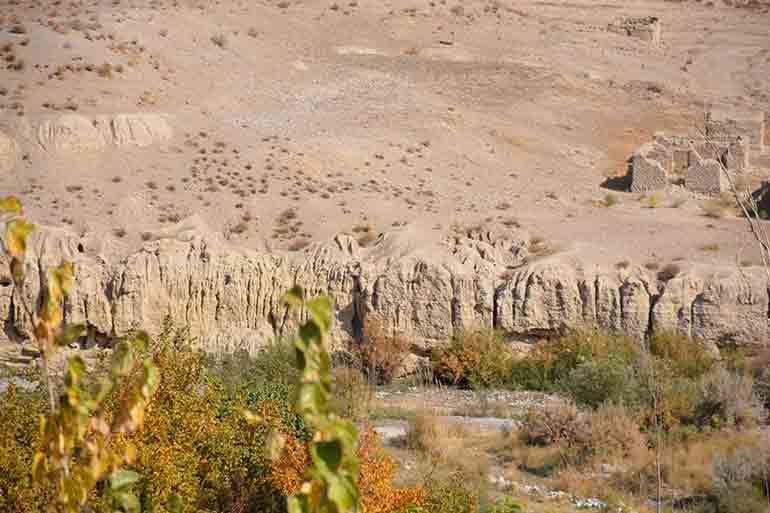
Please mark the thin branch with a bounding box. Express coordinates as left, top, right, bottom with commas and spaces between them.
694, 122, 770, 283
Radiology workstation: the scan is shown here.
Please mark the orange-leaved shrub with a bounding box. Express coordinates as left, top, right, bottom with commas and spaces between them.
270, 427, 425, 513
431, 329, 511, 388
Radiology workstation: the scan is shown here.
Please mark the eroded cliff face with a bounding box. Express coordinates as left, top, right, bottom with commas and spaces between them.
1, 224, 768, 356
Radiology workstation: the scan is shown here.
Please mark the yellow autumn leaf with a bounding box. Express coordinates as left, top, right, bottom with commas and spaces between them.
4, 219, 35, 259
0, 196, 22, 214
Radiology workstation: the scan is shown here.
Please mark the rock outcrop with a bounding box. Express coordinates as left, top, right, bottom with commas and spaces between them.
0, 224, 768, 356
35, 114, 172, 153
37, 115, 106, 153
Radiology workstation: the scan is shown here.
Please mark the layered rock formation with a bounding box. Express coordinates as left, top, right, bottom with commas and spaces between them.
0, 222, 768, 356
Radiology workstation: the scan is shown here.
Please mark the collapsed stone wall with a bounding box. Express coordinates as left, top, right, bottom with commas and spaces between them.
629, 148, 667, 193
628, 130, 751, 194
1, 226, 768, 357
685, 157, 728, 195
608, 16, 661, 44
706, 110, 765, 153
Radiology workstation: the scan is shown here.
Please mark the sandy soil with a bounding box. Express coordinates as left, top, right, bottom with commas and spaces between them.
1, 0, 769, 268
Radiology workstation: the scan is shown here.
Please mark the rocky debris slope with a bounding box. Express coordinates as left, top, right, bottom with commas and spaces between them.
0, 221, 768, 355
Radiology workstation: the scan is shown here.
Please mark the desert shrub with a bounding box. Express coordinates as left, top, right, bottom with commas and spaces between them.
331, 366, 373, 420
212, 337, 300, 390
432, 329, 512, 388
405, 411, 470, 464
710, 445, 770, 513
520, 402, 647, 467
520, 401, 586, 448
648, 330, 715, 379
270, 428, 425, 513
0, 384, 53, 513
509, 329, 639, 392
115, 325, 287, 513
586, 403, 649, 465
655, 432, 764, 496
712, 445, 770, 492
0, 324, 293, 513
355, 314, 410, 384
711, 482, 769, 513
693, 367, 764, 430
421, 472, 478, 513
487, 496, 524, 513
356, 429, 426, 513
559, 355, 641, 408
755, 366, 770, 414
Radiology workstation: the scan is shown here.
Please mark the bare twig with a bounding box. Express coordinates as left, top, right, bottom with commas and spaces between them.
694, 121, 770, 283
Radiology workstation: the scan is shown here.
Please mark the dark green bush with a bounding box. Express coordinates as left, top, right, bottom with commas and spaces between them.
508, 329, 639, 393
558, 355, 641, 408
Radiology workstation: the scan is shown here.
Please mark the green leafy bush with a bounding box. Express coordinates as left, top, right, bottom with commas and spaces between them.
648, 330, 715, 379
421, 472, 478, 513
559, 355, 641, 408
508, 329, 639, 392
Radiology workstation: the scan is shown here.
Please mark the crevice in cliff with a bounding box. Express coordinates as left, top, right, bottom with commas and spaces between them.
646, 289, 660, 340
214, 290, 221, 322
492, 283, 500, 330
594, 277, 601, 327
351, 273, 364, 341
108, 269, 124, 337
245, 273, 253, 329
3, 291, 20, 343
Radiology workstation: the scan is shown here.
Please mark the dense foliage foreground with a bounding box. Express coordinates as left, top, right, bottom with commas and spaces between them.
1, 324, 770, 513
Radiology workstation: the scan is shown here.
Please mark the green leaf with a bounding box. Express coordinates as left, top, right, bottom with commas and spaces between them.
109, 470, 140, 491
313, 441, 342, 472
327, 475, 358, 513
66, 356, 86, 383
31, 452, 46, 482
307, 296, 332, 332
141, 360, 159, 398
4, 219, 35, 259
298, 323, 322, 345
0, 196, 22, 214
114, 491, 141, 513
49, 261, 75, 297
282, 286, 304, 307
287, 495, 305, 513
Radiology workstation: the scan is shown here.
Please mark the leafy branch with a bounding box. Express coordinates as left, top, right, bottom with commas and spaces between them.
1, 197, 160, 513
248, 286, 360, 513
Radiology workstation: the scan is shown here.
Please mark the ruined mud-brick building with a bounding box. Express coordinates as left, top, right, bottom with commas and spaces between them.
608, 16, 662, 44
628, 110, 768, 195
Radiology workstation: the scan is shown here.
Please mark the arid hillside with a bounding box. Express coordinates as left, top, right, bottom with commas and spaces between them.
1, 0, 769, 270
